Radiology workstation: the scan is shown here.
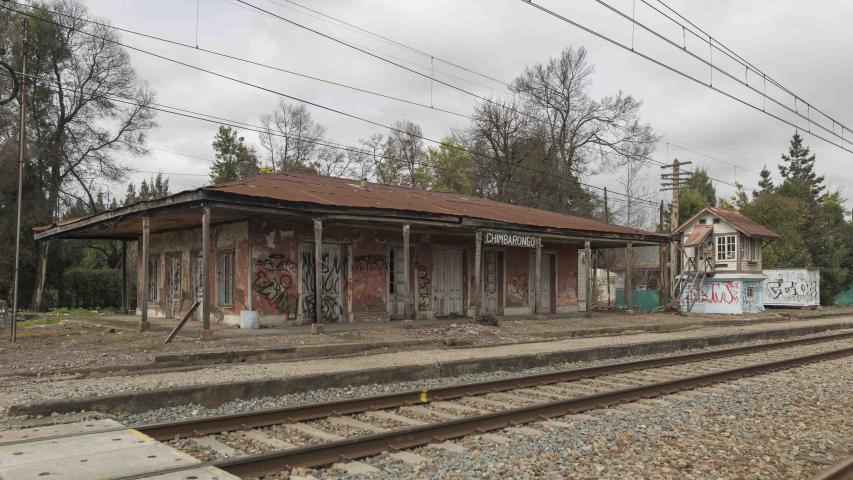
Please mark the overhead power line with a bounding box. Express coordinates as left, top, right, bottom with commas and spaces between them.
519, 0, 853, 156
0, 0, 688, 186
255, 0, 511, 88
1, 64, 661, 211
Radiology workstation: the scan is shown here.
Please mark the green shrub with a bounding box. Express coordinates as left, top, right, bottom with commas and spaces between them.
60, 268, 122, 309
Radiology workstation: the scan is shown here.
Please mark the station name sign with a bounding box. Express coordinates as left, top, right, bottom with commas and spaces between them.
483, 231, 541, 248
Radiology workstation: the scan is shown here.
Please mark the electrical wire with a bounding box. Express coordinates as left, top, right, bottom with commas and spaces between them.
1, 3, 668, 210
519, 0, 853, 156
2, 66, 662, 211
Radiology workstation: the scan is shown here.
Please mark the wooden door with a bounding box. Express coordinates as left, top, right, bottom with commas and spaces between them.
484, 251, 500, 313
301, 243, 344, 323
389, 247, 407, 320
433, 248, 464, 316
530, 253, 553, 313
165, 253, 181, 318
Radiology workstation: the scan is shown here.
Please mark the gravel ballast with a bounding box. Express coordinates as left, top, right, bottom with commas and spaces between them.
309, 356, 852, 479
4, 317, 851, 420
109, 330, 850, 426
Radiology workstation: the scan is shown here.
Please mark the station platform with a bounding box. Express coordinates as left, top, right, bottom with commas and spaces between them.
0, 419, 235, 480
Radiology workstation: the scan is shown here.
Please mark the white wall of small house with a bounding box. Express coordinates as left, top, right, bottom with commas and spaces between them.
680, 213, 763, 273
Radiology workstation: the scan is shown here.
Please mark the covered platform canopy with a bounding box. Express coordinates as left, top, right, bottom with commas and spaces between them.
34, 172, 669, 337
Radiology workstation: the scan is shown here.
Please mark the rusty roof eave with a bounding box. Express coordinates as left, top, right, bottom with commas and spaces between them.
34, 186, 667, 245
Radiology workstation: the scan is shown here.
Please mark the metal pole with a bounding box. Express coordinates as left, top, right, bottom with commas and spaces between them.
10, 19, 27, 343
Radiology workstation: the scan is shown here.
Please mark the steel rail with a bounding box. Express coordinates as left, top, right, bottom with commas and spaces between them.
135, 331, 853, 441
210, 345, 853, 477
812, 455, 853, 480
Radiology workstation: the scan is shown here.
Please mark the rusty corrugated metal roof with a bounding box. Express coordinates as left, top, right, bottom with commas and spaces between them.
205, 172, 663, 237
683, 224, 713, 247
706, 207, 780, 239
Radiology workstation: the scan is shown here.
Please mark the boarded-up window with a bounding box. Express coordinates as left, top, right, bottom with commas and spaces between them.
216, 249, 234, 307
147, 255, 160, 302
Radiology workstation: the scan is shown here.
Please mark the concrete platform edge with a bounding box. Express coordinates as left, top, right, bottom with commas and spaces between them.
8, 321, 853, 417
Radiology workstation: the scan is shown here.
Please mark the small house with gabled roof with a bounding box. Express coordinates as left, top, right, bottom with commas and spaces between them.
673, 206, 780, 314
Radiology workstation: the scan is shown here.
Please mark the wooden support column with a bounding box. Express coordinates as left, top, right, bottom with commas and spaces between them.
403, 225, 412, 319
584, 241, 592, 313
626, 243, 634, 313
314, 219, 323, 324
201, 204, 213, 340
474, 231, 482, 318
140, 217, 150, 332
121, 241, 128, 315
534, 239, 542, 315
201, 205, 212, 340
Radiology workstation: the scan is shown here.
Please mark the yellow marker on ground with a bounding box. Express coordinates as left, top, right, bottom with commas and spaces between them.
420, 389, 429, 403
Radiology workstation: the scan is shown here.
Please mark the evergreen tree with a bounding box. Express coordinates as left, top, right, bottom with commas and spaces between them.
677, 168, 716, 223
210, 126, 260, 184
778, 132, 824, 200
754, 164, 774, 197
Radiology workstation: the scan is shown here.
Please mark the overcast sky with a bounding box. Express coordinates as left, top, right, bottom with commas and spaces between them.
84, 0, 853, 216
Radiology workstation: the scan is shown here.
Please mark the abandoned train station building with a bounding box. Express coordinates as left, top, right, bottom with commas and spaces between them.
34, 172, 667, 337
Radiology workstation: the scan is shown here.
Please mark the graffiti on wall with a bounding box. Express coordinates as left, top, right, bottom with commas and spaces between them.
764, 270, 819, 306
253, 254, 298, 315
416, 262, 431, 310
301, 248, 344, 322
353, 254, 387, 272
688, 281, 740, 305
508, 271, 528, 304
742, 281, 763, 312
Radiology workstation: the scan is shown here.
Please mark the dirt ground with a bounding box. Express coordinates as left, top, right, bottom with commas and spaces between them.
2, 306, 851, 377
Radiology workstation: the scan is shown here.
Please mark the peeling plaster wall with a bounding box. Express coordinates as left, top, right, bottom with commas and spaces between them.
555, 243, 580, 313
135, 221, 249, 326
249, 220, 299, 326
351, 229, 389, 322
504, 248, 530, 310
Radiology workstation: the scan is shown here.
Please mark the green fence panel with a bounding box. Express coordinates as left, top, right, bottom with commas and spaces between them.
611, 289, 660, 313
835, 287, 853, 305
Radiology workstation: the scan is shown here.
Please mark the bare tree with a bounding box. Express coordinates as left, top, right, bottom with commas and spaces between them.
612, 157, 654, 229
463, 96, 537, 201
259, 101, 325, 172
11, 1, 157, 309
377, 120, 427, 188
510, 46, 657, 212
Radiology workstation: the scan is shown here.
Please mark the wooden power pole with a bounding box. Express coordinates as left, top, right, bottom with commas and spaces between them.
660, 159, 692, 303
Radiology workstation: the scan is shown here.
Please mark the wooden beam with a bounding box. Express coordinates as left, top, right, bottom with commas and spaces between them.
626, 243, 634, 313
585, 241, 592, 313
534, 239, 542, 315
201, 205, 212, 340
314, 219, 323, 324
474, 231, 482, 318
121, 240, 128, 315
140, 217, 150, 332
403, 225, 412, 319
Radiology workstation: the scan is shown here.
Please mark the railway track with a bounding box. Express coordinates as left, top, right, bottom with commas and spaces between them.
5, 331, 852, 479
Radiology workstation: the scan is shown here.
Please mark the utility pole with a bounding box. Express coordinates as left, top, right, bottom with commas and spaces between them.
660, 159, 692, 304
11, 19, 28, 343
658, 200, 666, 299
603, 188, 611, 308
